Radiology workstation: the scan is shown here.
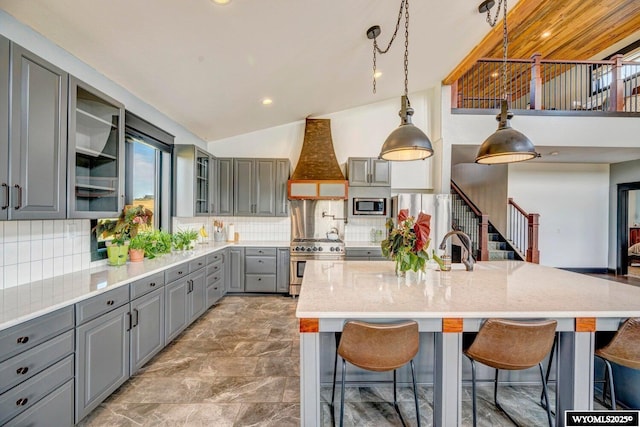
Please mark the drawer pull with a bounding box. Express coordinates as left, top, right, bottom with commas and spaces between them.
258, 278, 262, 281
258, 260, 263, 263
106, 300, 115, 306
16, 397, 28, 406
16, 336, 29, 344
198, 262, 203, 266
16, 367, 29, 375
178, 271, 183, 275
150, 282, 156, 287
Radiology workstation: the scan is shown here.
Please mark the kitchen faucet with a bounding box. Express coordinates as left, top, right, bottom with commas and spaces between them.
439, 230, 474, 271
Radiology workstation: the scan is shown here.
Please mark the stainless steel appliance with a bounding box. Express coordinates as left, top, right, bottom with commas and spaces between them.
353, 197, 386, 215
289, 199, 346, 296
391, 194, 452, 254
289, 238, 345, 296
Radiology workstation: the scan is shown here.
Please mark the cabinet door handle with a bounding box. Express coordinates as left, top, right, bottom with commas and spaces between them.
14, 184, 22, 209
16, 336, 29, 344
1, 183, 8, 210
16, 367, 29, 375
126, 312, 132, 331
133, 308, 139, 328
16, 397, 28, 406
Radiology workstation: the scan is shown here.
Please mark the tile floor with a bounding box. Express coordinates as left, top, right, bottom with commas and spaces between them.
80, 295, 600, 426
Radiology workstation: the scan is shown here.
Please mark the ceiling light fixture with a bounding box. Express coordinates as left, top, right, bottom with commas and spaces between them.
475, 0, 539, 165
367, 0, 434, 162
211, 0, 231, 5
262, 98, 273, 106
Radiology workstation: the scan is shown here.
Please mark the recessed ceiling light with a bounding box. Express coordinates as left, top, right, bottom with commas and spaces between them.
262, 98, 273, 106
211, 0, 231, 5
374, 71, 383, 78
541, 31, 551, 38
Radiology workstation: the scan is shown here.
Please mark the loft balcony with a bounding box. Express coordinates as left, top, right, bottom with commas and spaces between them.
451, 54, 640, 115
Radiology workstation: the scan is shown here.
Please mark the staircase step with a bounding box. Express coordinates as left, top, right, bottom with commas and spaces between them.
488, 241, 506, 251
489, 250, 514, 260
488, 232, 501, 242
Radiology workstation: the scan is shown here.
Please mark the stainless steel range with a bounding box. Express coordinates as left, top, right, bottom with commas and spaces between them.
288, 199, 346, 296
289, 238, 345, 296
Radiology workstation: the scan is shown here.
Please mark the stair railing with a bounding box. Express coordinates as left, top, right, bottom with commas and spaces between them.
451, 181, 489, 261
507, 198, 540, 264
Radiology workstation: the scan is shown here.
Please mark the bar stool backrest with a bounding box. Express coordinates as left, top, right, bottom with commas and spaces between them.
596, 317, 640, 370
338, 320, 419, 372
465, 318, 557, 370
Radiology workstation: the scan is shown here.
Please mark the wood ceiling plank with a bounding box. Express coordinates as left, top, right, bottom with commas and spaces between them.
443, 0, 640, 85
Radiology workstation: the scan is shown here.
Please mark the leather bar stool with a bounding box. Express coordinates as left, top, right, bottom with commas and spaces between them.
464, 318, 557, 427
330, 320, 421, 427
595, 317, 640, 410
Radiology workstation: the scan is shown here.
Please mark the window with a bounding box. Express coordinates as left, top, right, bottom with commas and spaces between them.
91, 113, 173, 261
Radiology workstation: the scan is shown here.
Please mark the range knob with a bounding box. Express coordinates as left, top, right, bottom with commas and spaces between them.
312, 247, 317, 251
306, 247, 311, 252
318, 247, 324, 252
334, 246, 342, 252
329, 247, 335, 252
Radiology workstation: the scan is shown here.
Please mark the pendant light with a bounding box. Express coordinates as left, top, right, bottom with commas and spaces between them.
475, 0, 539, 164
367, 0, 434, 162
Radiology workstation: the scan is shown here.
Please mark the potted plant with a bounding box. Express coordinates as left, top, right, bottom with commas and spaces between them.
172, 229, 198, 251
128, 232, 148, 262
94, 204, 153, 265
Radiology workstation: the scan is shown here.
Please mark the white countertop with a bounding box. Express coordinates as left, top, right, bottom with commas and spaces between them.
0, 240, 289, 331
295, 260, 640, 319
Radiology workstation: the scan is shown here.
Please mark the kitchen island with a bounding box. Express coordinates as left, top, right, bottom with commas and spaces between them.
296, 260, 640, 427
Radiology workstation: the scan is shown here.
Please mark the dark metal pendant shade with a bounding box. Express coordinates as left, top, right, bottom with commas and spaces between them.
380, 96, 434, 161
475, 100, 538, 164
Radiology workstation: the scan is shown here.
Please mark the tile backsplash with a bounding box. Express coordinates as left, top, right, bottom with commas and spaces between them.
344, 217, 387, 242
0, 220, 91, 290
173, 216, 291, 242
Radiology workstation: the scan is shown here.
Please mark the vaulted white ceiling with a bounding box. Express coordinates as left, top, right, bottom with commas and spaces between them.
0, 0, 495, 141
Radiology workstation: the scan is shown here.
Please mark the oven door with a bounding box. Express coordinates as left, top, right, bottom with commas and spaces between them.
290, 257, 307, 285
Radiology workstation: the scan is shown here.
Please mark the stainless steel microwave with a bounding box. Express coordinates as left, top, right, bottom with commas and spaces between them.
353, 197, 386, 215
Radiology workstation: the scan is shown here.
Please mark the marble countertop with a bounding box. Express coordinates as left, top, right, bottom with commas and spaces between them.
295, 260, 640, 319
0, 240, 290, 331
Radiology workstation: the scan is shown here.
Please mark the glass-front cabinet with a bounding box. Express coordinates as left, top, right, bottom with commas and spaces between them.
68, 77, 124, 218
196, 151, 211, 215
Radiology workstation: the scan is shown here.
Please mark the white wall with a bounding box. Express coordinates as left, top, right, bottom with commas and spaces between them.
208, 91, 433, 176
508, 163, 610, 269
0, 10, 206, 148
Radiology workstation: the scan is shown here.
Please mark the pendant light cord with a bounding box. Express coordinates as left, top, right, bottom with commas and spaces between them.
484, 0, 508, 101
371, 0, 409, 97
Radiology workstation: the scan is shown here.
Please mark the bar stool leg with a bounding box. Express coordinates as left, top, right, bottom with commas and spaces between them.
469, 357, 478, 427
410, 359, 421, 427
340, 359, 347, 427
540, 334, 557, 409
538, 362, 553, 427
493, 369, 519, 426
331, 332, 341, 408
604, 360, 617, 410
392, 369, 408, 427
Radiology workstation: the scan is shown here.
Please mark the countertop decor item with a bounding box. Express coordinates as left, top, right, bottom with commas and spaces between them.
381, 208, 443, 275
366, 0, 434, 161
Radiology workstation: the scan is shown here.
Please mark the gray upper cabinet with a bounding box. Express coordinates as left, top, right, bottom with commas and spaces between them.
8, 43, 68, 220
0, 36, 8, 221
275, 159, 290, 217
348, 157, 390, 187
68, 77, 124, 218
234, 158, 255, 216
233, 158, 288, 217
173, 145, 215, 217
215, 158, 233, 216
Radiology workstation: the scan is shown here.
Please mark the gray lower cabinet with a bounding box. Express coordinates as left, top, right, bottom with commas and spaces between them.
206, 250, 225, 307
276, 248, 290, 293
7, 42, 68, 219
188, 269, 207, 323
345, 247, 386, 261
5, 379, 74, 427
0, 306, 74, 426
130, 287, 165, 375
164, 276, 189, 343
245, 247, 277, 293
75, 303, 130, 422
228, 247, 245, 292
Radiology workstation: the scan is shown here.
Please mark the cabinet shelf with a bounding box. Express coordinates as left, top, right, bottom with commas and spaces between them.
76, 107, 117, 129
76, 146, 117, 160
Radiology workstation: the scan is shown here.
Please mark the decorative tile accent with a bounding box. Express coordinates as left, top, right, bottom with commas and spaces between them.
173, 216, 291, 242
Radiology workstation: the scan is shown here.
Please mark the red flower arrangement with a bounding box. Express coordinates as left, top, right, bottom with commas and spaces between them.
381, 209, 442, 273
